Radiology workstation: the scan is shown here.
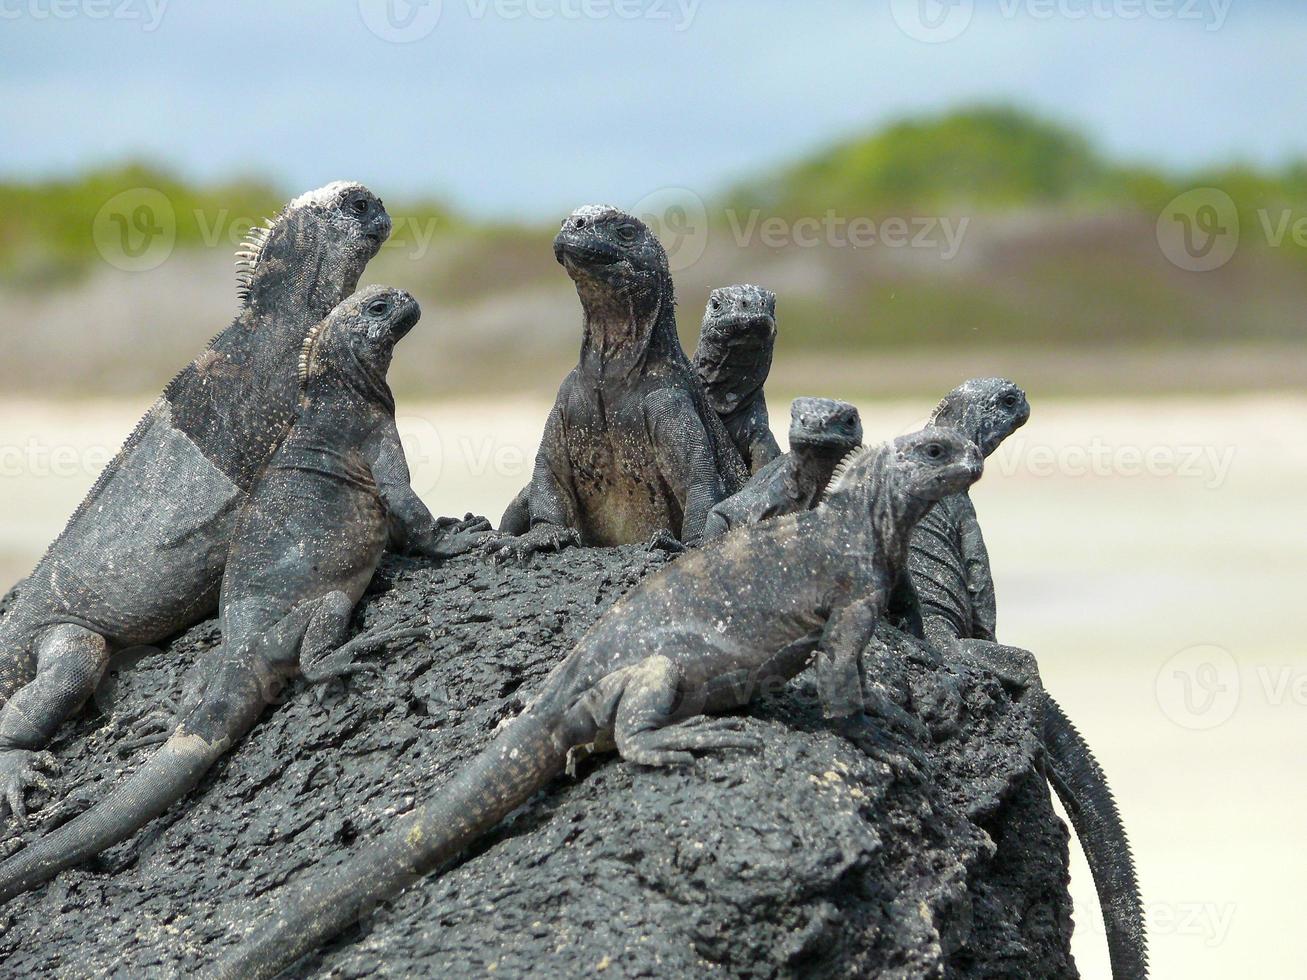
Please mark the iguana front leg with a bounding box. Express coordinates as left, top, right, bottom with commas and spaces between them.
646, 388, 727, 546
955, 495, 997, 642
0, 624, 108, 827
814, 592, 883, 719
367, 419, 491, 559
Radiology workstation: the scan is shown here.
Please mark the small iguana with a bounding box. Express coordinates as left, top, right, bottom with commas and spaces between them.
485, 206, 748, 558
692, 284, 782, 475
906, 377, 1147, 980
0, 183, 482, 827
0, 286, 428, 901
208, 427, 984, 979
702, 396, 862, 540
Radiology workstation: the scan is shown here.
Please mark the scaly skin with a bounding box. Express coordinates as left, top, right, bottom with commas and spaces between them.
487, 206, 748, 558
0, 184, 482, 828
692, 284, 781, 475
906, 377, 1147, 980
703, 396, 861, 540
208, 427, 983, 979
0, 286, 426, 902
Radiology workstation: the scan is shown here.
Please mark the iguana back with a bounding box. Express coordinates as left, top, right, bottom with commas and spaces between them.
0, 183, 391, 827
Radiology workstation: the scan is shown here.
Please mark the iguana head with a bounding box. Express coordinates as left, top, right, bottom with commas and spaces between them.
929, 377, 1029, 457
237, 181, 392, 315
297, 284, 419, 409
788, 397, 862, 454
823, 427, 982, 545
694, 285, 777, 415
554, 206, 677, 355
890, 427, 985, 503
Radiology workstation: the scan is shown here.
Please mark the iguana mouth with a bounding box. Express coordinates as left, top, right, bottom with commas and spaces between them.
391, 299, 421, 340
794, 432, 860, 451
555, 239, 622, 268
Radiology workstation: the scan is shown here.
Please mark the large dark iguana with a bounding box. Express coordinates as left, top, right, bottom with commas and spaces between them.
498, 281, 781, 536
207, 427, 984, 980
0, 183, 480, 827
906, 377, 1147, 980
486, 206, 749, 558
702, 396, 861, 540
692, 284, 782, 475
0, 286, 428, 902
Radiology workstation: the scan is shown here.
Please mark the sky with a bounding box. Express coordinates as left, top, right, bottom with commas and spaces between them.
1, 0, 1305, 218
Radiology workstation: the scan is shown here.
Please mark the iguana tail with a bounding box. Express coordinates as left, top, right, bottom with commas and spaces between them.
0, 655, 271, 903
1043, 694, 1148, 980
209, 711, 567, 980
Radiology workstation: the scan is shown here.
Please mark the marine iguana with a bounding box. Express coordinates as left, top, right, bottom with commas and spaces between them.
485, 206, 748, 558
208, 427, 983, 979
0, 286, 428, 901
702, 396, 861, 540
692, 284, 782, 475
0, 183, 480, 827
907, 377, 1147, 980
496, 281, 776, 538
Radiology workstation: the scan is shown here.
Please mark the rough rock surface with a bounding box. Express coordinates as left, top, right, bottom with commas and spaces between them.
0, 544, 1076, 978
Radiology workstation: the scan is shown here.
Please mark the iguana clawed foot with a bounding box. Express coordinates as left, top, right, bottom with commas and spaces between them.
815, 648, 866, 720
0, 749, 60, 829
620, 717, 761, 768
301, 624, 432, 684
118, 696, 184, 753
481, 524, 582, 565
414, 514, 495, 560
645, 529, 686, 554
116, 662, 211, 753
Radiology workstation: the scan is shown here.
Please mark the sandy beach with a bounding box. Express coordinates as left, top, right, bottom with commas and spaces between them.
1, 393, 1303, 979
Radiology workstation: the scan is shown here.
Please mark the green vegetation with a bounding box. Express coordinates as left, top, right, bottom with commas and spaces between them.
723, 105, 1307, 227
0, 164, 459, 286
1, 106, 1304, 392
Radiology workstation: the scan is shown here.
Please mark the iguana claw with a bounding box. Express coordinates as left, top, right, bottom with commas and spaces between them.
0, 749, 60, 829
481, 525, 581, 565
645, 529, 686, 554
301, 625, 431, 684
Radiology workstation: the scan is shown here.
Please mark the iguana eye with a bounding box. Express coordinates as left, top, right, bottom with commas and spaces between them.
1001, 394, 1018, 407
616, 223, 639, 244
366, 300, 390, 317
351, 198, 369, 215
710, 298, 722, 312
924, 443, 944, 460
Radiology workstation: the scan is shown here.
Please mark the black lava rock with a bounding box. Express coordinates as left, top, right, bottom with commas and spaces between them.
0, 544, 1075, 978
